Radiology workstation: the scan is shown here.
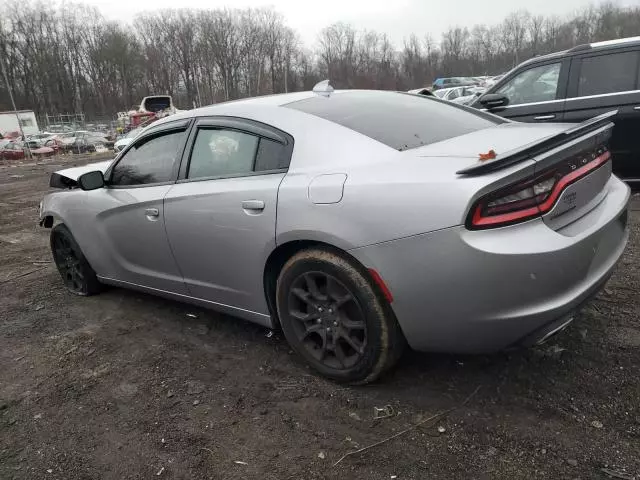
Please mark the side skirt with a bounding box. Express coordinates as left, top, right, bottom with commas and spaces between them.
97, 276, 274, 328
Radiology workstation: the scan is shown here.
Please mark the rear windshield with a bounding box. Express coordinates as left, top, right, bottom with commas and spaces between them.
285, 91, 502, 151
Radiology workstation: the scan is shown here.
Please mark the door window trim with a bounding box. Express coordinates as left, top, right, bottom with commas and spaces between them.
501, 98, 565, 109
104, 119, 193, 189
176, 116, 295, 183
565, 89, 640, 102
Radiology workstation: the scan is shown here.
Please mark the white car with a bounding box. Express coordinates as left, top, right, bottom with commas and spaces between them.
451, 86, 487, 106
434, 86, 482, 103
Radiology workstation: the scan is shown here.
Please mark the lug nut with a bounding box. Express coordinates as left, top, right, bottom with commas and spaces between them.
318, 307, 323, 312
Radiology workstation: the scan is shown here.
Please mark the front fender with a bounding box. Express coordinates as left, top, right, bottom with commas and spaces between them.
38, 192, 74, 228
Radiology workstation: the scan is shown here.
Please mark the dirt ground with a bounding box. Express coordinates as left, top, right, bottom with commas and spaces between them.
0, 155, 639, 480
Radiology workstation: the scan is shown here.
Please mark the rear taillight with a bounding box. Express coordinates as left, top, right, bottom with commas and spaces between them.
467, 146, 611, 229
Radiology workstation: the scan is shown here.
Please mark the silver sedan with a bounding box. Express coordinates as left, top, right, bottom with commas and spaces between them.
39, 86, 630, 383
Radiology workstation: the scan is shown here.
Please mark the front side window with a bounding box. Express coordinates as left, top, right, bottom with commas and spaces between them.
577, 51, 638, 97
497, 62, 561, 106
188, 129, 259, 179
110, 130, 185, 186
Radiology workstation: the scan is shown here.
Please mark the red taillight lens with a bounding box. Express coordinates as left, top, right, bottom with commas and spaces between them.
468, 147, 611, 229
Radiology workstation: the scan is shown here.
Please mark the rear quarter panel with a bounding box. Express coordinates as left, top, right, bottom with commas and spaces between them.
276, 136, 538, 249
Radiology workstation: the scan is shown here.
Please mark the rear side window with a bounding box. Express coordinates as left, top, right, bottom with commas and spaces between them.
577, 51, 639, 96
254, 138, 290, 171
187, 128, 291, 180
285, 91, 501, 151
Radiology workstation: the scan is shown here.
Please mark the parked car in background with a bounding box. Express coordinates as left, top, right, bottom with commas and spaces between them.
113, 127, 143, 153
40, 87, 629, 383
45, 125, 73, 134
433, 86, 481, 103
59, 131, 83, 145
452, 86, 487, 105
1, 141, 54, 159
432, 77, 478, 90
66, 137, 108, 154
485, 74, 505, 88
61, 131, 113, 151
44, 138, 65, 153
472, 36, 640, 182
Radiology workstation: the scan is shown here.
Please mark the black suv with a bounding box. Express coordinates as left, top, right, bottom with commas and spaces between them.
471, 36, 640, 182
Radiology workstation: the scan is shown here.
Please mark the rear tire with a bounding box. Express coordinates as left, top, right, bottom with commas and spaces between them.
50, 224, 101, 296
276, 248, 405, 384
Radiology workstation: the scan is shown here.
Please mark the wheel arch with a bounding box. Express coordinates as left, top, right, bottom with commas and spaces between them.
263, 239, 391, 328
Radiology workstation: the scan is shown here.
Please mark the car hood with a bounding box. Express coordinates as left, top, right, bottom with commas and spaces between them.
50, 159, 113, 187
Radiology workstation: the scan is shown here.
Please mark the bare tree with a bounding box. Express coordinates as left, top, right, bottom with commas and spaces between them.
1, 2, 640, 117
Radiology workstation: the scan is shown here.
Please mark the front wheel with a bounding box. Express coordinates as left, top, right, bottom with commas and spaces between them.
276, 248, 405, 384
50, 224, 101, 296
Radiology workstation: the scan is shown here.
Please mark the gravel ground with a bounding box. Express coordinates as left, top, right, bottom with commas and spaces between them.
0, 156, 639, 480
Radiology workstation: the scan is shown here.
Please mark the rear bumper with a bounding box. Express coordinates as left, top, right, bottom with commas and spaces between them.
349, 176, 630, 354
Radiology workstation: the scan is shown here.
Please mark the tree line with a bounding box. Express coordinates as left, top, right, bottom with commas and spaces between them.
0, 1, 639, 119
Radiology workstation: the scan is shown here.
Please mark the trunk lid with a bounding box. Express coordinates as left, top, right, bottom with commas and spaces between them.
414, 122, 570, 160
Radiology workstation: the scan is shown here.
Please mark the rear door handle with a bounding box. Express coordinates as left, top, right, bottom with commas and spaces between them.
634, 106, 640, 111
534, 115, 556, 121
242, 200, 265, 211
145, 208, 159, 218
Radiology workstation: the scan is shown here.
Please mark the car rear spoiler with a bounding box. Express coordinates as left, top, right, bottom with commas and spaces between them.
456, 110, 618, 176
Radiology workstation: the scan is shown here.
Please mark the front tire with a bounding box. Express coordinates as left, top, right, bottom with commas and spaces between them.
50, 224, 101, 296
276, 248, 405, 384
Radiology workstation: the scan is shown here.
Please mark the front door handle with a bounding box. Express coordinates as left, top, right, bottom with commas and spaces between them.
145, 208, 159, 219
534, 115, 556, 121
242, 200, 265, 211
634, 106, 640, 111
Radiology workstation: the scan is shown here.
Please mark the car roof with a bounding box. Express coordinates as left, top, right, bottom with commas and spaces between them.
157, 89, 460, 129
518, 35, 640, 68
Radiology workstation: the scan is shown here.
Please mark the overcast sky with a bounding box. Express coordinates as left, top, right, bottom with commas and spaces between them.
82, 0, 635, 47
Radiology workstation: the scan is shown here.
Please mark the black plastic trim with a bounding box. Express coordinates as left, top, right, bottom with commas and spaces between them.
456, 111, 617, 175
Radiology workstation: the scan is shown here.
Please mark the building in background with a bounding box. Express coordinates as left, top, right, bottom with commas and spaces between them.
0, 110, 39, 137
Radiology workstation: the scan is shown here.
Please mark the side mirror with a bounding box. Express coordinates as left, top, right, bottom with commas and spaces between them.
77, 171, 105, 191
479, 93, 509, 110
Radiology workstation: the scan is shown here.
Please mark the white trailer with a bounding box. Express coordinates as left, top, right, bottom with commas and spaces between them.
0, 110, 39, 137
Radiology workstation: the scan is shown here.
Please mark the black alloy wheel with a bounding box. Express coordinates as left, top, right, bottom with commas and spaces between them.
52, 232, 85, 293
50, 224, 101, 296
288, 271, 367, 370
276, 248, 405, 384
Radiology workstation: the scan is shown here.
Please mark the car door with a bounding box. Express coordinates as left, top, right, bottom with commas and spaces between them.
476, 60, 569, 122
562, 47, 640, 181
163, 117, 294, 319
81, 120, 192, 293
